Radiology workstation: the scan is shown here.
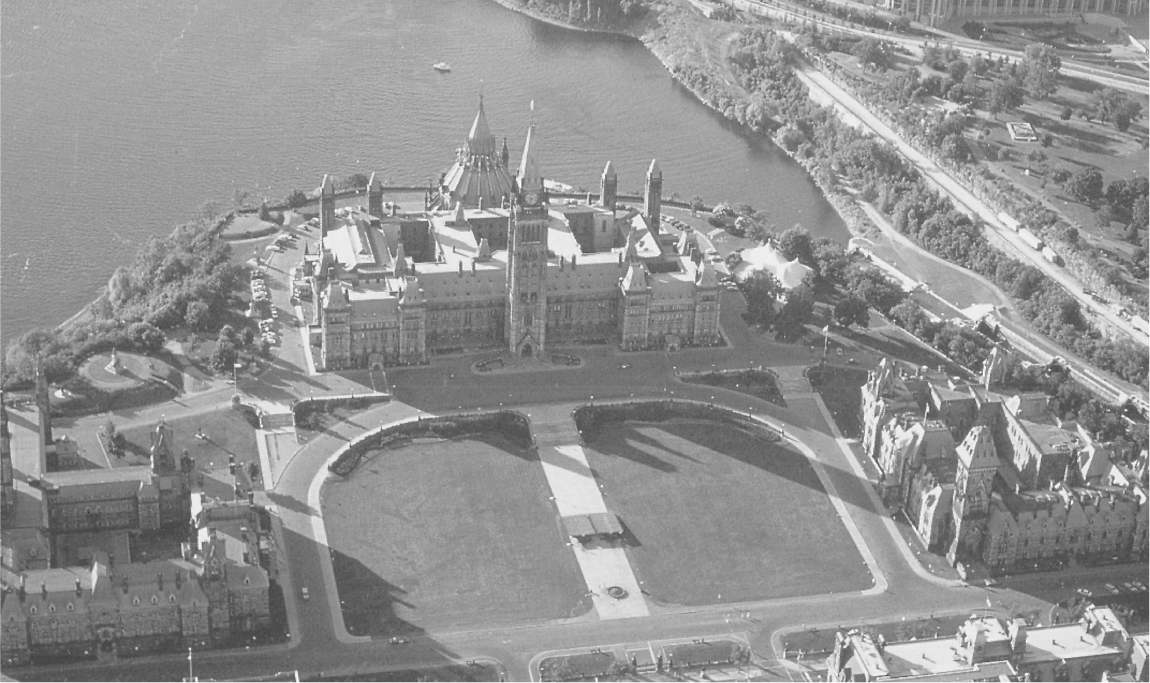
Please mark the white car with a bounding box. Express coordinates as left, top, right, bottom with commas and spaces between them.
300, 586, 309, 600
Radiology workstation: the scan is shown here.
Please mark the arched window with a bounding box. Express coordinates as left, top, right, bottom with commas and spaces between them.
48, 604, 56, 613
66, 603, 74, 612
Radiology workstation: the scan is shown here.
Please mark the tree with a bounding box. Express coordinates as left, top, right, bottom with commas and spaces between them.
834, 296, 870, 328
740, 271, 781, 328
285, 189, 309, 209
853, 38, 890, 70
987, 76, 1024, 117
1059, 105, 1073, 120
773, 284, 815, 341
1065, 167, 1104, 204
1093, 87, 1142, 129
777, 226, 814, 265
812, 238, 850, 285
947, 59, 969, 82
185, 301, 212, 331
1021, 43, 1060, 99
211, 340, 238, 373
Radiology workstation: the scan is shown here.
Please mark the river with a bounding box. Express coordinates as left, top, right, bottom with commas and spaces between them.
0, 0, 847, 346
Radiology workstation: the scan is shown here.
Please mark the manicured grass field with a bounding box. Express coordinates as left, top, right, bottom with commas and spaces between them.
322, 435, 589, 634
585, 419, 870, 605
117, 405, 260, 476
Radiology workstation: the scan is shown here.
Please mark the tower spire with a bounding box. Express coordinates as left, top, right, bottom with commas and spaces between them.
517, 104, 542, 200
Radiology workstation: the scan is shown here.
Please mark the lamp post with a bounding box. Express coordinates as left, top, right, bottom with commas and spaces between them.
232, 362, 243, 399
187, 647, 194, 682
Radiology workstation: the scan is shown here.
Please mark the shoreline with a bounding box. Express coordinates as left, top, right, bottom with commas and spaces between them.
485, 0, 871, 242
39, 1, 850, 354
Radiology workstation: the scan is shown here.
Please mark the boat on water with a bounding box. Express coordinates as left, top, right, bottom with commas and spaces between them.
432, 62, 451, 72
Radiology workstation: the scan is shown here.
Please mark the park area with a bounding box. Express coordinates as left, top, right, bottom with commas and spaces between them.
583, 418, 871, 605
322, 435, 589, 635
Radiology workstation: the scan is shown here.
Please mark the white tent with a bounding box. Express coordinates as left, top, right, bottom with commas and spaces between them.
730, 243, 814, 289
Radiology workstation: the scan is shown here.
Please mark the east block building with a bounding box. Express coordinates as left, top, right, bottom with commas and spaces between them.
309, 99, 722, 370
860, 354, 1149, 576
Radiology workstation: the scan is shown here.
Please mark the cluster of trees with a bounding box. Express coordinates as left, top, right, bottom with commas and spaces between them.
211, 323, 269, 374
3, 218, 240, 387
725, 29, 1147, 386
888, 300, 992, 371
527, 0, 647, 25
1004, 363, 1149, 456
790, 0, 912, 33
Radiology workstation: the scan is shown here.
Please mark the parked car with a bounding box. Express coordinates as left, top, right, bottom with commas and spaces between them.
300, 587, 309, 600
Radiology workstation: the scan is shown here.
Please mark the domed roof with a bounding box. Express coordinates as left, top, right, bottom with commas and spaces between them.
442, 96, 515, 209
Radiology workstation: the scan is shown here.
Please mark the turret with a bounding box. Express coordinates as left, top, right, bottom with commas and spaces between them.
367, 172, 384, 218
320, 174, 336, 235
644, 159, 662, 236
600, 160, 617, 210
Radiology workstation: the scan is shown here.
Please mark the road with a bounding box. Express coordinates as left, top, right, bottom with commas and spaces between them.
792, 62, 1150, 375
20, 293, 1147, 682
851, 199, 1146, 405
733, 0, 1149, 94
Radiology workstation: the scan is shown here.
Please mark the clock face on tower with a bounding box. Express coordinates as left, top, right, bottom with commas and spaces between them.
524, 191, 539, 205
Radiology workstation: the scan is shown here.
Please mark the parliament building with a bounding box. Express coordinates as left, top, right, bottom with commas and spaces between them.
309, 98, 722, 370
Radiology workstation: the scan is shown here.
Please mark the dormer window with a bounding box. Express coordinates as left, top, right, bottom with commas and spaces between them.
169, 594, 176, 603
66, 603, 74, 612
29, 606, 37, 615
48, 604, 56, 613
150, 595, 158, 605
132, 596, 140, 606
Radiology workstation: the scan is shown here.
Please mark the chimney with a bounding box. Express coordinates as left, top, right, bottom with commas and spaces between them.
471, 259, 476, 273
19, 575, 26, 602
157, 572, 164, 591
478, 197, 485, 211
122, 577, 129, 594
326, 266, 335, 282
41, 582, 47, 600
390, 202, 398, 217
175, 571, 183, 589
560, 256, 565, 269
458, 261, 463, 277
571, 254, 576, 269
75, 578, 82, 597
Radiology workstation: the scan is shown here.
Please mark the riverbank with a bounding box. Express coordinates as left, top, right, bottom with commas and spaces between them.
489, 0, 875, 244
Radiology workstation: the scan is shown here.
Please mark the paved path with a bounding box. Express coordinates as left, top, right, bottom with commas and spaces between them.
531, 404, 649, 620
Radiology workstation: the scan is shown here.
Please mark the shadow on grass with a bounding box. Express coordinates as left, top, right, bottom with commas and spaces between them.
330, 548, 419, 637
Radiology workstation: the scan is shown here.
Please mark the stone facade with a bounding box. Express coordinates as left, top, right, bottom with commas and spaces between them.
859, 358, 1149, 575
313, 98, 722, 370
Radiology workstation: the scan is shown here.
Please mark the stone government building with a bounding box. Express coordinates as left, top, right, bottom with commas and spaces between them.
1, 384, 272, 666
860, 352, 1149, 577
306, 98, 722, 370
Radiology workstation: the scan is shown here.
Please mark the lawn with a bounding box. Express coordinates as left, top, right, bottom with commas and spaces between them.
807, 365, 869, 439
322, 435, 588, 634
117, 405, 261, 481
584, 419, 870, 605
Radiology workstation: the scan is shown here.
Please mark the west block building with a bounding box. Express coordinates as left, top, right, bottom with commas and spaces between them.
0, 391, 271, 666
859, 356, 1149, 576
311, 98, 721, 370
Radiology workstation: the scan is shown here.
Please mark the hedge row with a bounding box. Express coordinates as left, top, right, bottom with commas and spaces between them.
328, 411, 532, 476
